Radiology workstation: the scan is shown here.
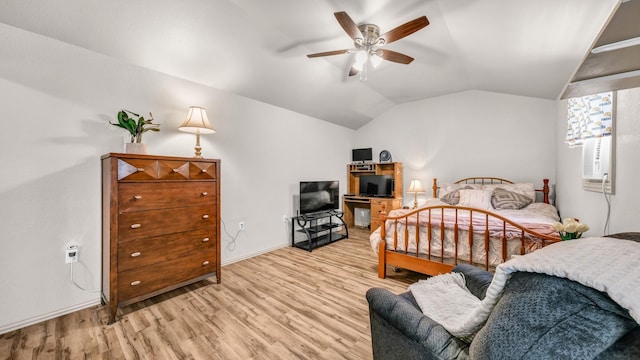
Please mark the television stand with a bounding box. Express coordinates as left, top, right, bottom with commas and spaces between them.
291, 210, 348, 251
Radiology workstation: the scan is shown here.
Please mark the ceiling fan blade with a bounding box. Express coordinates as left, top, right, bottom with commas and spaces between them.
307, 49, 350, 58
348, 67, 359, 77
380, 16, 429, 45
334, 11, 363, 41
379, 49, 414, 64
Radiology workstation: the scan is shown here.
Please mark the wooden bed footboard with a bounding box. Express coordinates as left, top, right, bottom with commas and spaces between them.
376, 203, 560, 278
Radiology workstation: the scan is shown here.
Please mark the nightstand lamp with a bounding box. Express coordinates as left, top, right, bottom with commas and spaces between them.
179, 106, 216, 158
407, 179, 426, 209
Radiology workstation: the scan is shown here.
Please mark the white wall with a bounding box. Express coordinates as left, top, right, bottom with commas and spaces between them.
355, 90, 557, 207
0, 24, 353, 333
555, 87, 640, 236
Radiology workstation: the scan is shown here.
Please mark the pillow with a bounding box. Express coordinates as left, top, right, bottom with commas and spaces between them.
439, 183, 482, 197
440, 186, 473, 205
491, 188, 533, 210
458, 189, 493, 210
483, 183, 535, 202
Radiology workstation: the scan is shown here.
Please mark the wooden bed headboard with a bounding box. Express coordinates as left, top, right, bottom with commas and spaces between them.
432, 177, 550, 204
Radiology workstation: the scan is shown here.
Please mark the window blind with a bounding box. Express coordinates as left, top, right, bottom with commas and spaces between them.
565, 91, 613, 147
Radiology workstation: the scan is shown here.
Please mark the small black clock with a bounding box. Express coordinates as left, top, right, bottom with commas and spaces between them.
379, 150, 392, 162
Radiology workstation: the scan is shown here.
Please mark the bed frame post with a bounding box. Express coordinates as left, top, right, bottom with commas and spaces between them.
380, 203, 387, 239
542, 178, 549, 204
432, 178, 438, 198
378, 203, 388, 279
378, 241, 387, 278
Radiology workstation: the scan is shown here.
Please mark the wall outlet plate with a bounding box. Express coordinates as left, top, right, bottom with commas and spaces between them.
239, 221, 245, 231
65, 244, 78, 264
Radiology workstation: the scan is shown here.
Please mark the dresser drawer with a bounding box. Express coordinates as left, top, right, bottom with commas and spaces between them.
117, 159, 158, 181
117, 228, 215, 272
189, 161, 217, 180
371, 199, 391, 217
118, 252, 216, 301
118, 205, 216, 242
118, 182, 215, 212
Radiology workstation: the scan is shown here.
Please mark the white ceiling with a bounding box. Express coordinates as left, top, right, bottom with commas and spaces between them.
0, 0, 621, 129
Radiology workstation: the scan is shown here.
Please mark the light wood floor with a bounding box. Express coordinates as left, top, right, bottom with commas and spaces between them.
0, 228, 426, 359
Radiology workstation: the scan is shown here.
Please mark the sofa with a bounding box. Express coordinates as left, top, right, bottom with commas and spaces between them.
366, 263, 640, 359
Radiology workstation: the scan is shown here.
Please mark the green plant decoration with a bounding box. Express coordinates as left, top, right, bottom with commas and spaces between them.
110, 109, 160, 143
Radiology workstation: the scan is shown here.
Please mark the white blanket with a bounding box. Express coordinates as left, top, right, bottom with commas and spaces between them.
409, 237, 640, 339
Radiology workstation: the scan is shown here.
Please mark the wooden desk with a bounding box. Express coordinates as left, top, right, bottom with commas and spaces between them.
343, 196, 402, 233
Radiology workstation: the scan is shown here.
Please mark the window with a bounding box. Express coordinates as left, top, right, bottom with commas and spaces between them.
566, 91, 615, 194
565, 91, 614, 147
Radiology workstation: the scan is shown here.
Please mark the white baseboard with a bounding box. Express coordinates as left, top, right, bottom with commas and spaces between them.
221, 242, 288, 266
0, 298, 101, 335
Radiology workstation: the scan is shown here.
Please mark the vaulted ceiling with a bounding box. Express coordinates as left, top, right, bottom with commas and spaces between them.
0, 0, 625, 129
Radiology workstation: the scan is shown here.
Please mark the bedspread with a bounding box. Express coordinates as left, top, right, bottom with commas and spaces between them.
370, 199, 560, 267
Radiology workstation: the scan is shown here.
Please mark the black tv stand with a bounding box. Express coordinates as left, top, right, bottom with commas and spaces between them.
291, 210, 348, 251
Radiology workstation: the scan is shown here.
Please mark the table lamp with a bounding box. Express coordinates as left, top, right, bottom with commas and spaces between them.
178, 106, 216, 158
407, 179, 426, 209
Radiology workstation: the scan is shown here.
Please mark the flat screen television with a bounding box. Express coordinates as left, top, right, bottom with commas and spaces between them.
359, 175, 394, 197
352, 148, 372, 163
299, 180, 340, 214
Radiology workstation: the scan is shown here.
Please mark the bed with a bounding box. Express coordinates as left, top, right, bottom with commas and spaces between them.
370, 177, 561, 278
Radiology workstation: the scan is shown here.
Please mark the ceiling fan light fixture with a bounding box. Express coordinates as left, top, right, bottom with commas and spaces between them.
591, 36, 640, 53
370, 54, 383, 68
352, 62, 364, 72
352, 51, 368, 71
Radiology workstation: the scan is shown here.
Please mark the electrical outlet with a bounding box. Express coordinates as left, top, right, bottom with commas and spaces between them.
239, 221, 245, 231
282, 215, 288, 223
65, 244, 78, 264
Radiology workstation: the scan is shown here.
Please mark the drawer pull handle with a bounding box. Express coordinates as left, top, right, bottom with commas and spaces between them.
201, 192, 208, 196
202, 237, 210, 242
133, 195, 142, 200
130, 252, 141, 257
130, 280, 141, 286
202, 214, 209, 219
172, 168, 179, 173
202, 261, 210, 266
130, 223, 141, 229
136, 168, 145, 172
201, 169, 207, 173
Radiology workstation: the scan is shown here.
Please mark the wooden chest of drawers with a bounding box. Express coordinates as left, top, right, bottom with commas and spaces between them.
101, 153, 220, 324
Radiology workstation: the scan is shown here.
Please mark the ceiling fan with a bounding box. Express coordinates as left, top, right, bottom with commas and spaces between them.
307, 11, 429, 78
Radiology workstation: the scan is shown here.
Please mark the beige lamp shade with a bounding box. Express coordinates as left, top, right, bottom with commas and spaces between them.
407, 179, 425, 209
179, 106, 216, 134
407, 179, 426, 193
